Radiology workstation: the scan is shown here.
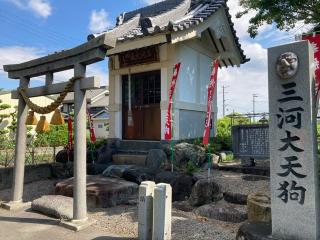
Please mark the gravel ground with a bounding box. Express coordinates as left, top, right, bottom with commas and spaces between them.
0, 169, 270, 239
195, 169, 270, 196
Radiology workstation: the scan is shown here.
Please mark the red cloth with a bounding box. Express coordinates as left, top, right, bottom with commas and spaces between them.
303, 34, 320, 99
67, 115, 73, 151
87, 109, 96, 143
164, 63, 181, 140
203, 59, 219, 145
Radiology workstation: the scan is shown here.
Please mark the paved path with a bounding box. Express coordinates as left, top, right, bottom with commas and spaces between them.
0, 207, 133, 240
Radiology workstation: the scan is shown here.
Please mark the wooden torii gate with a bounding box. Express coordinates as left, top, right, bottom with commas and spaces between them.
1, 35, 112, 230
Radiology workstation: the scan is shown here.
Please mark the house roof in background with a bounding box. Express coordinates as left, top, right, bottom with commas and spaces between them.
63, 87, 109, 104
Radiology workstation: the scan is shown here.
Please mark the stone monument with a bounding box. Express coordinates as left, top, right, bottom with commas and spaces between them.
153, 183, 172, 240
138, 181, 156, 240
268, 40, 319, 239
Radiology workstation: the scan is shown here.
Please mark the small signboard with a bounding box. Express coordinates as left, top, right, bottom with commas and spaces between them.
232, 124, 269, 159
119, 46, 159, 68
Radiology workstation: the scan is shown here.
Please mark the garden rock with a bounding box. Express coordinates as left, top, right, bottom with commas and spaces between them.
188, 178, 223, 206
31, 195, 73, 220
146, 149, 167, 169
155, 171, 196, 201
174, 143, 206, 167
55, 149, 73, 164
219, 152, 227, 162
96, 143, 115, 164
195, 201, 247, 223
102, 165, 136, 178
51, 162, 73, 179
55, 175, 138, 208
173, 200, 193, 212
122, 166, 156, 184
87, 163, 111, 175
236, 222, 273, 240
247, 193, 271, 223
224, 191, 248, 205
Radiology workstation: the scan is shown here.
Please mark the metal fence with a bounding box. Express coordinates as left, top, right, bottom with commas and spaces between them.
0, 135, 63, 167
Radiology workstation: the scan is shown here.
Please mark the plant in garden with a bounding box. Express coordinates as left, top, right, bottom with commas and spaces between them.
237, 0, 320, 38
0, 98, 11, 135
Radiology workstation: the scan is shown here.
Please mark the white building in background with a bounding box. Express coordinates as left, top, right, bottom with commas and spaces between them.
61, 87, 110, 139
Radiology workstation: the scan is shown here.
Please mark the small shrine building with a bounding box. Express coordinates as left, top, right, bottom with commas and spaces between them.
90, 0, 249, 141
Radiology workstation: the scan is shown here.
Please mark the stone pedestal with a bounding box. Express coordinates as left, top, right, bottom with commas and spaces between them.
60, 218, 96, 232
247, 193, 271, 223
138, 181, 156, 240
1, 201, 31, 211
153, 183, 172, 240
268, 41, 320, 239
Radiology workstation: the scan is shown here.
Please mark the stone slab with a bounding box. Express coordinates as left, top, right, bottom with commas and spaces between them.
55, 175, 138, 208
60, 218, 96, 232
1, 201, 31, 211
268, 41, 320, 239
31, 195, 73, 220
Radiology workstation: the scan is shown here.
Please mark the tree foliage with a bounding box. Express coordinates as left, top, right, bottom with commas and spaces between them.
216, 113, 250, 150
0, 99, 11, 135
34, 124, 68, 147
237, 0, 320, 38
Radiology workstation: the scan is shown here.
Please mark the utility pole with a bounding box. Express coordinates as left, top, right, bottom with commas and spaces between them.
252, 94, 258, 122
222, 85, 229, 117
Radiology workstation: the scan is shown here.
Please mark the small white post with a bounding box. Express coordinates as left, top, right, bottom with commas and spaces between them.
153, 183, 172, 240
138, 181, 156, 240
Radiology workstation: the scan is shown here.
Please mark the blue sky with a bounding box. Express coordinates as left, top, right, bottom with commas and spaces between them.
0, 0, 310, 116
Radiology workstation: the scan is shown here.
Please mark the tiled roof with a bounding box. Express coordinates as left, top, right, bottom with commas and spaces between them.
91, 0, 248, 64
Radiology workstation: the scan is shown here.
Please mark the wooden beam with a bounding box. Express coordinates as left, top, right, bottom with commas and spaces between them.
7, 48, 106, 79
11, 76, 100, 99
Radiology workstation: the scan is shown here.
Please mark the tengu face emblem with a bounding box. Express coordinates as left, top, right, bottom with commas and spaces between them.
276, 52, 299, 79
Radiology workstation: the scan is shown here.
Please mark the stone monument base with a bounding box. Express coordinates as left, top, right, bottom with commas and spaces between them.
1, 200, 31, 211
236, 221, 280, 240
60, 218, 96, 232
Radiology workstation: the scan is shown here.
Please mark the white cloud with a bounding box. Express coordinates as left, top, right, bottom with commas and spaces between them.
0, 46, 43, 68
28, 0, 51, 18
6, 0, 52, 18
218, 42, 268, 116
89, 9, 113, 33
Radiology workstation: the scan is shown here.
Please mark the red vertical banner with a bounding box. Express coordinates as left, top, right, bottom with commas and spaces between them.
67, 115, 73, 151
203, 59, 219, 145
164, 62, 181, 140
303, 34, 320, 99
87, 109, 96, 143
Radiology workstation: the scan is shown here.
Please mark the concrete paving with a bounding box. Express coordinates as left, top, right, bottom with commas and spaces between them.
0, 207, 133, 240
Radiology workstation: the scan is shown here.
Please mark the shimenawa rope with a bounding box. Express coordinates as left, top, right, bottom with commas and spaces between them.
18, 76, 82, 114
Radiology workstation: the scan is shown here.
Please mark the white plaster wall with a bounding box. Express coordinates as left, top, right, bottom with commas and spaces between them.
199, 54, 212, 105
173, 42, 218, 140
92, 119, 109, 139
175, 44, 198, 103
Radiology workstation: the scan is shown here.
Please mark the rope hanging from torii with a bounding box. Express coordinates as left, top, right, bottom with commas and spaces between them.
18, 76, 83, 114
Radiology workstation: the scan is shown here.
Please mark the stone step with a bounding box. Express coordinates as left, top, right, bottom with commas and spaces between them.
118, 140, 162, 152
112, 153, 147, 166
